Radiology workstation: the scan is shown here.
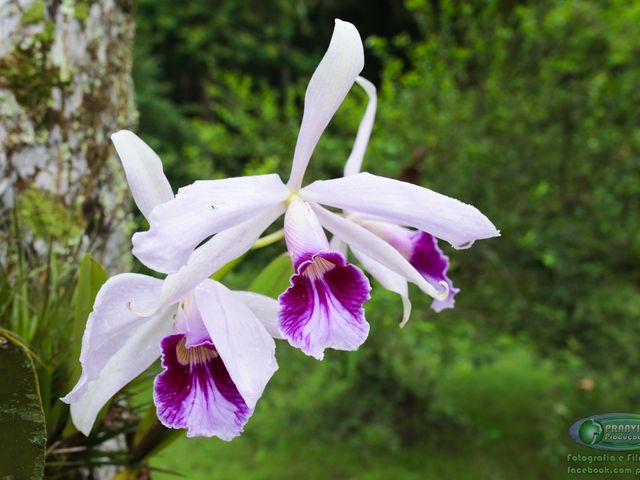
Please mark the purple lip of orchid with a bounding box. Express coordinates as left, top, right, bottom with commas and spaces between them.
154, 334, 251, 440
154, 296, 252, 439
280, 198, 371, 359
279, 251, 371, 360
408, 231, 460, 312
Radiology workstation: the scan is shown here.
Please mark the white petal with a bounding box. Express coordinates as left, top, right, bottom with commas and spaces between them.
61, 273, 175, 435
310, 203, 448, 301
287, 19, 364, 190
344, 77, 377, 177
194, 280, 278, 409
155, 205, 285, 310
329, 236, 348, 256
69, 274, 163, 383
111, 130, 173, 220
233, 291, 285, 340
350, 247, 412, 326
133, 175, 289, 273
69, 314, 172, 436
284, 196, 329, 266
301, 172, 500, 249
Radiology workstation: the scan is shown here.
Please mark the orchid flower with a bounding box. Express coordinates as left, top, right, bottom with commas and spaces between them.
62, 131, 282, 440
331, 77, 461, 326
128, 19, 499, 361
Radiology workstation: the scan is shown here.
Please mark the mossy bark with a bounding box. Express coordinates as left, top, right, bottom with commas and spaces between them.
0, 0, 136, 270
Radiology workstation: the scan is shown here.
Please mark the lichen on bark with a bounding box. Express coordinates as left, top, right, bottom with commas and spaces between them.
0, 0, 137, 271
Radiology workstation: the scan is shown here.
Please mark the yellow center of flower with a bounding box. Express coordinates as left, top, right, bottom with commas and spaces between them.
286, 191, 302, 208
303, 256, 335, 281
175, 337, 219, 366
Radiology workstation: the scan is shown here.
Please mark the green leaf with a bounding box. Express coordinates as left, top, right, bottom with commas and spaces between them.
249, 253, 293, 299
211, 254, 246, 282
0, 330, 46, 479
69, 254, 107, 390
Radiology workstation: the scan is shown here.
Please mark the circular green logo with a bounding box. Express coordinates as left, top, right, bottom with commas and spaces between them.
579, 419, 604, 445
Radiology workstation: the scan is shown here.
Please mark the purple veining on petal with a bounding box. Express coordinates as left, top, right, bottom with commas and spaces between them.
408, 231, 459, 312
279, 251, 371, 360
153, 334, 251, 440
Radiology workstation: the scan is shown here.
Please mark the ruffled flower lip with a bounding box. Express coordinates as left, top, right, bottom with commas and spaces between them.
408, 231, 459, 312
279, 251, 371, 360
154, 333, 251, 440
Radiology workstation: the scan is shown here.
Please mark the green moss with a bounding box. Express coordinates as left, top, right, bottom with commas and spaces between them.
17, 187, 84, 241
74, 0, 90, 22
21, 0, 46, 25
39, 20, 55, 44
0, 23, 61, 118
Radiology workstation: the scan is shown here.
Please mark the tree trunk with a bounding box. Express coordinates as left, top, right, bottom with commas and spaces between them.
0, 0, 136, 271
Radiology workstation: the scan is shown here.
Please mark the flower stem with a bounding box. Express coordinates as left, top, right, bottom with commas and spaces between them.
251, 229, 284, 250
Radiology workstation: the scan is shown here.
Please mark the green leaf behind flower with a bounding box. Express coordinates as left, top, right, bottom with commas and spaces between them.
0, 330, 47, 479
249, 253, 293, 299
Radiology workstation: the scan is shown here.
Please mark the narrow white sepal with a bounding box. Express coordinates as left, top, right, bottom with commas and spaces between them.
111, 130, 173, 220
309, 203, 448, 301
195, 280, 278, 410
234, 290, 285, 340
301, 172, 500, 249
329, 236, 348, 256
68, 314, 172, 435
350, 246, 412, 326
287, 19, 365, 190
344, 76, 377, 177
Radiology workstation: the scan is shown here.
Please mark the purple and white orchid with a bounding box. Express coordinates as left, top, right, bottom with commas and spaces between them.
62, 131, 282, 440
62, 17, 499, 445
331, 77, 461, 325
126, 19, 499, 360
